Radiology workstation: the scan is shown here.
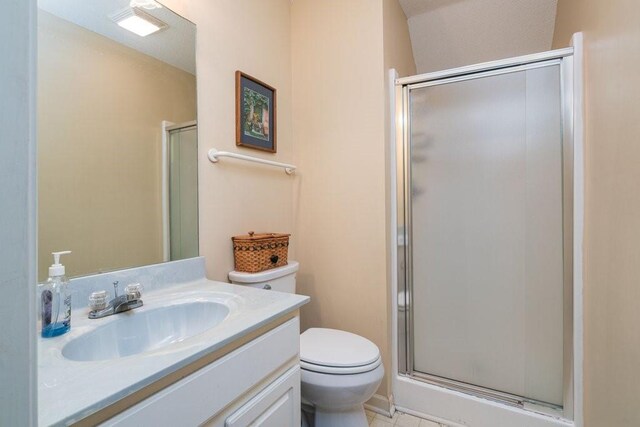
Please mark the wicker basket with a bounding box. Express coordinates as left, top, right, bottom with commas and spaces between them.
232, 231, 290, 273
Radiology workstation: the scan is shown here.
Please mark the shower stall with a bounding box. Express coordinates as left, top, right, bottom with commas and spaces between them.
393, 44, 582, 426
163, 121, 199, 262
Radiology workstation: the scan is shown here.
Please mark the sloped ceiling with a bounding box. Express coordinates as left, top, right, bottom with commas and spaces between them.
399, 0, 558, 74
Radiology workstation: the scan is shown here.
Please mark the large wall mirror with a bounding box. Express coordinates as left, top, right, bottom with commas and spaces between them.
37, 0, 198, 281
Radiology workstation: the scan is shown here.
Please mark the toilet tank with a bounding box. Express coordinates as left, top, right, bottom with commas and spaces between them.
228, 261, 299, 293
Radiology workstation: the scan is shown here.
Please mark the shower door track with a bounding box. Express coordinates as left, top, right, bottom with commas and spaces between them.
396, 47, 576, 420
406, 371, 563, 413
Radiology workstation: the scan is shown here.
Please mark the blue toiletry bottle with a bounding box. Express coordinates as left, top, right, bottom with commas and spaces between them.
40, 251, 72, 338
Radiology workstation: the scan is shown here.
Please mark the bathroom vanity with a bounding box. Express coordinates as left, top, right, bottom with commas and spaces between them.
38, 258, 309, 426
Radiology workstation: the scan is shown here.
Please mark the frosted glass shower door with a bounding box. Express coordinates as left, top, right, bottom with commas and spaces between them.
169, 126, 199, 261
409, 64, 565, 406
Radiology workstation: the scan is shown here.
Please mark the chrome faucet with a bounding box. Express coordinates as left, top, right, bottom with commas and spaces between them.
88, 281, 143, 319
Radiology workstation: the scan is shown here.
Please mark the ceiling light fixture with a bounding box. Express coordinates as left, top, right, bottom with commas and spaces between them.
109, 7, 168, 37
130, 0, 163, 10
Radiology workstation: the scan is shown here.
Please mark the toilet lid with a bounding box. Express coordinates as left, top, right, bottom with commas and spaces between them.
300, 328, 381, 369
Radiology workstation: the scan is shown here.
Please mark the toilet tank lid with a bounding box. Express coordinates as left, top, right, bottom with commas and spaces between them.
300, 328, 381, 368
229, 261, 299, 283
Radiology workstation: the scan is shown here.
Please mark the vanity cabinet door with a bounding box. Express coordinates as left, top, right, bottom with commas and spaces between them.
224, 366, 300, 427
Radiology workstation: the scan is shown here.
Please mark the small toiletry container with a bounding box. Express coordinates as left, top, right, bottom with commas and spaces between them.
40, 251, 72, 338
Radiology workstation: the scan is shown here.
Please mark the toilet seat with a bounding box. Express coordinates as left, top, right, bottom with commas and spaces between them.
300, 328, 381, 374
301, 356, 382, 374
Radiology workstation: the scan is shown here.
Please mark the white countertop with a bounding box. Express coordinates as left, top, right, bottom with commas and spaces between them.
38, 279, 309, 426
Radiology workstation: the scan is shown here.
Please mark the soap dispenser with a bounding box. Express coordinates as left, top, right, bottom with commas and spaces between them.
40, 251, 72, 338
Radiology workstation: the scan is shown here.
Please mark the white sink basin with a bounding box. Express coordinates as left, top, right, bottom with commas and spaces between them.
62, 301, 230, 362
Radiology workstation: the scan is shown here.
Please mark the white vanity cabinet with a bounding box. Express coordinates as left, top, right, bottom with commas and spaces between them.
100, 317, 301, 427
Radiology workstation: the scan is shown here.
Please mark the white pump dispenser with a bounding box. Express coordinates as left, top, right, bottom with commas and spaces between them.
40, 250, 72, 338
49, 250, 71, 277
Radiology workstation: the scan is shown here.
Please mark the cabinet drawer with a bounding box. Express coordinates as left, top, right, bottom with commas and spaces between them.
102, 317, 300, 427
225, 366, 300, 427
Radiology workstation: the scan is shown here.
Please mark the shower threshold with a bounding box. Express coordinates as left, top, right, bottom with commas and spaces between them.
405, 371, 564, 419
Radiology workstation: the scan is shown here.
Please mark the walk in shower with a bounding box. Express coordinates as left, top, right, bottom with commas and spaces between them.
394, 46, 581, 426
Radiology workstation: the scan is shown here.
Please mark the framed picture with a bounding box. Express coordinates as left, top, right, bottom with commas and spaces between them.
236, 71, 277, 153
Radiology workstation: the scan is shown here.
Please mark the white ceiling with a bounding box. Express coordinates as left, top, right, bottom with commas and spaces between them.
38, 0, 196, 75
399, 0, 559, 74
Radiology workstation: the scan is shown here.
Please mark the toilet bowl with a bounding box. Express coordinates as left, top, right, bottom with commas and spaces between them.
300, 328, 384, 427
229, 261, 384, 427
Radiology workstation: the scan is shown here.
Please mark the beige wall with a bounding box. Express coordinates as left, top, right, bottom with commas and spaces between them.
38, 11, 196, 281
553, 2, 640, 426
292, 0, 415, 399
384, 0, 417, 77
161, 0, 295, 281
163, 0, 414, 401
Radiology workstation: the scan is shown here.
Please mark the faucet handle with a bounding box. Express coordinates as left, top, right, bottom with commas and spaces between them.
125, 283, 143, 301
113, 281, 119, 298
89, 290, 108, 311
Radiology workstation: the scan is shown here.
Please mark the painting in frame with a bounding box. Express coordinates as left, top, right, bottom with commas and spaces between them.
236, 71, 277, 153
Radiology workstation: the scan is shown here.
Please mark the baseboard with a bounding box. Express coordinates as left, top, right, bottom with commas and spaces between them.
364, 393, 395, 417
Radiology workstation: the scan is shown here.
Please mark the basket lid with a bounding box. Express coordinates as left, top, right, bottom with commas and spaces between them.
232, 231, 291, 241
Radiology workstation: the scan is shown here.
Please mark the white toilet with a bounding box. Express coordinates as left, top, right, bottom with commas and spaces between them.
229, 261, 384, 427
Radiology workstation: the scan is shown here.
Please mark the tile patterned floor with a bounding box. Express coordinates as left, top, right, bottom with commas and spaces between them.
366, 409, 448, 427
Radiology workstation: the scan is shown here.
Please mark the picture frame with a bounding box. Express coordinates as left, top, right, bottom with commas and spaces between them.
236, 71, 277, 153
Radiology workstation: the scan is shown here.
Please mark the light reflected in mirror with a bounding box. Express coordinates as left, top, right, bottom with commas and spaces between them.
37, 0, 198, 281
